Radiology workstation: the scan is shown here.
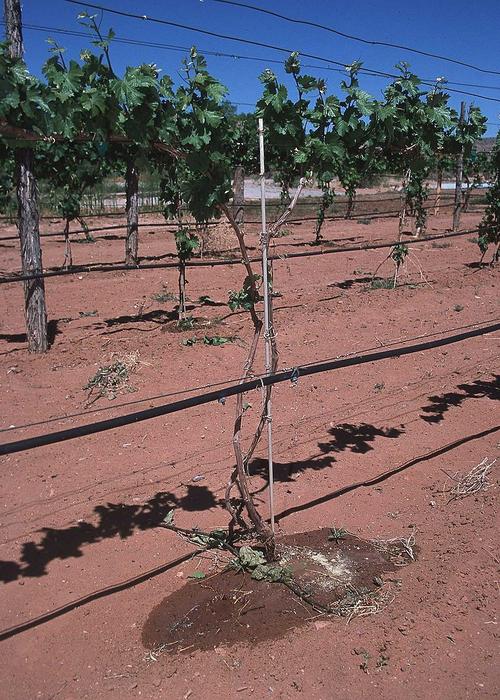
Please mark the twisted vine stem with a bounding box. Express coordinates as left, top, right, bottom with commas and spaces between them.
219, 189, 303, 558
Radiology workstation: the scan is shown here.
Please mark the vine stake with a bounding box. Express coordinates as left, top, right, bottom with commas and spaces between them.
258, 117, 275, 533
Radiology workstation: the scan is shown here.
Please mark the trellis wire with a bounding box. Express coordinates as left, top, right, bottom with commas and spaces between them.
0, 191, 487, 239
0, 190, 473, 223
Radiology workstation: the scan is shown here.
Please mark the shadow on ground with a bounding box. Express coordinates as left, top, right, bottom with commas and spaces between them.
329, 276, 380, 290
0, 422, 404, 583
0, 320, 60, 347
104, 309, 179, 327
0, 485, 216, 583
250, 422, 404, 487
420, 375, 499, 423
275, 425, 499, 523
4, 376, 492, 583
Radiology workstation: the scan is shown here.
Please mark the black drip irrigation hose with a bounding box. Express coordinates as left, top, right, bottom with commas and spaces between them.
0, 226, 483, 285
273, 201, 459, 225
1, 320, 498, 457
0, 320, 489, 435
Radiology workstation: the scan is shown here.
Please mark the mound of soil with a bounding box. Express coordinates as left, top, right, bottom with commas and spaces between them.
142, 529, 406, 656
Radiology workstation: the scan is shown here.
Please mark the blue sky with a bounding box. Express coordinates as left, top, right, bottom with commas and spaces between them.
13, 0, 500, 135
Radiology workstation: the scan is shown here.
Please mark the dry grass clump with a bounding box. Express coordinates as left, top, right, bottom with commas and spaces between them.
332, 586, 396, 623
444, 457, 496, 502
84, 351, 142, 405
373, 529, 417, 566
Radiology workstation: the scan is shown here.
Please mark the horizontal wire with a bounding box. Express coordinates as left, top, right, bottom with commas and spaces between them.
0, 196, 473, 242
59, 0, 500, 104
11, 20, 500, 93
0, 189, 480, 227
210, 0, 500, 76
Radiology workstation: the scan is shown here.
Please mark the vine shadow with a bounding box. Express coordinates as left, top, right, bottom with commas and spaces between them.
104, 309, 179, 327
0, 485, 220, 583
249, 422, 404, 487
93, 233, 124, 241
0, 332, 27, 344
249, 454, 337, 484
317, 422, 404, 454
464, 261, 488, 270
420, 375, 499, 423
275, 425, 499, 524
329, 276, 375, 290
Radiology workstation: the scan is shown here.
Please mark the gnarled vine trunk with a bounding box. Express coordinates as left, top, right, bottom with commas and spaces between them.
398, 168, 411, 239
434, 158, 442, 215
178, 260, 187, 321
4, 0, 23, 57
452, 101, 466, 232
220, 179, 305, 559
77, 217, 91, 241
346, 190, 356, 219
463, 178, 472, 213
314, 184, 334, 244
222, 203, 274, 554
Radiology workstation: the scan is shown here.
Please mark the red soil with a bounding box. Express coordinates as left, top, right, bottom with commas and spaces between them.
0, 207, 498, 699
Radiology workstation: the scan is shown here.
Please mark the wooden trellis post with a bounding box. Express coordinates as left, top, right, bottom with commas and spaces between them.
5, 0, 48, 352
125, 160, 139, 265
452, 102, 466, 232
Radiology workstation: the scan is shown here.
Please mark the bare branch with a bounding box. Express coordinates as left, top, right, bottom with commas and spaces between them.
270, 177, 306, 236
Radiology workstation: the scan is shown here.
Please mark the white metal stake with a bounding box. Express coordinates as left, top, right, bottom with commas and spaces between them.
258, 117, 275, 533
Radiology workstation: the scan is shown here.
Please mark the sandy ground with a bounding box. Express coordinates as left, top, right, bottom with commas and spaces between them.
0, 204, 499, 699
